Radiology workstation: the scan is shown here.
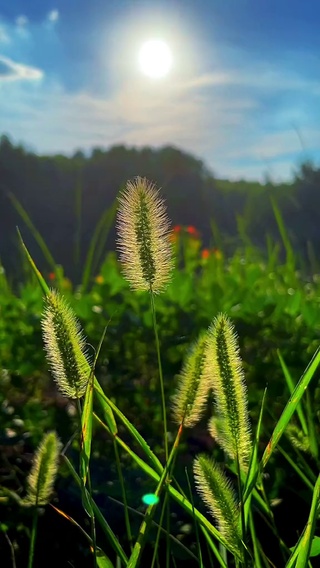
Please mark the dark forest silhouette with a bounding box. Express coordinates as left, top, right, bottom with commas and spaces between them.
1, 134, 319, 281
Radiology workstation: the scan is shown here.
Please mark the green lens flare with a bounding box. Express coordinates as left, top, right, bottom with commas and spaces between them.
142, 493, 159, 505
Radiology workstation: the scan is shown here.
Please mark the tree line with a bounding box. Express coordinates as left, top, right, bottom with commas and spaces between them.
1, 135, 319, 281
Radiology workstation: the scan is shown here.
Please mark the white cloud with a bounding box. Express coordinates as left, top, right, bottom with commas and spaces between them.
0, 49, 319, 181
0, 55, 43, 82
47, 10, 59, 23
0, 26, 10, 44
0, 74, 269, 181
177, 67, 320, 97
1, 79, 316, 181
15, 15, 28, 27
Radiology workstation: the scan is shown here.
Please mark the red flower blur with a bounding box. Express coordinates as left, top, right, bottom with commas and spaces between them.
201, 248, 210, 259
186, 226, 200, 238
48, 272, 55, 281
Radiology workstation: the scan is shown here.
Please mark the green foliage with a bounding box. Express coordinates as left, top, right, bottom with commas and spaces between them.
1, 187, 320, 566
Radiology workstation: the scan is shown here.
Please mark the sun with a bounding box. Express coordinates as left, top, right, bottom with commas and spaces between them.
138, 39, 173, 79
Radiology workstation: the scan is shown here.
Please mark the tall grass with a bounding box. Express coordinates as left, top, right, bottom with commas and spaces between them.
2, 177, 320, 567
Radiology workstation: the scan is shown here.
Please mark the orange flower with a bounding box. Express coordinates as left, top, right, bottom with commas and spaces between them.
186, 226, 200, 238
48, 272, 55, 281
95, 275, 104, 284
170, 225, 182, 243
201, 248, 210, 259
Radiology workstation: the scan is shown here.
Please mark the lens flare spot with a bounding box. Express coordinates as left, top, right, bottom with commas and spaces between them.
142, 493, 159, 505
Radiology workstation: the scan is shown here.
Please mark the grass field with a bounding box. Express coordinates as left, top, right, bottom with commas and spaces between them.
0, 180, 320, 567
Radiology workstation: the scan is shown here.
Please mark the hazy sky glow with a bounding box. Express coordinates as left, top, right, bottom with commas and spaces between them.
1, 0, 320, 180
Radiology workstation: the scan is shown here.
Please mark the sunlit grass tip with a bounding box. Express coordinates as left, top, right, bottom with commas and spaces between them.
205, 313, 252, 470
116, 176, 173, 293
193, 455, 242, 557
171, 330, 210, 427
41, 289, 91, 399
23, 431, 61, 506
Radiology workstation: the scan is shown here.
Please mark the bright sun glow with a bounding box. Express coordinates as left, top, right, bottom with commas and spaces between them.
138, 39, 173, 79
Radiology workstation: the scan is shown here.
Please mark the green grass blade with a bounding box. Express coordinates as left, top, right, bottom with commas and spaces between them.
270, 196, 295, 269
91, 198, 119, 277
285, 475, 320, 567
295, 474, 320, 568
93, 413, 230, 563
127, 426, 183, 568
9, 192, 57, 270
107, 495, 199, 564
261, 346, 320, 471
285, 532, 304, 568
17, 228, 50, 295
96, 550, 115, 568
184, 466, 204, 568
93, 413, 160, 481
94, 380, 118, 435
277, 349, 308, 435
81, 325, 109, 485
277, 445, 314, 491
113, 439, 133, 550
209, 217, 223, 252
93, 385, 162, 472
248, 512, 263, 568
62, 455, 128, 566
80, 377, 93, 486
305, 391, 319, 460
81, 198, 118, 292
243, 388, 267, 522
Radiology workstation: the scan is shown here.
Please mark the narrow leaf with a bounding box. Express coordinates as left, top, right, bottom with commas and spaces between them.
261, 346, 320, 470
296, 475, 320, 567
277, 350, 308, 435
63, 456, 128, 566
80, 325, 109, 485
17, 228, 50, 295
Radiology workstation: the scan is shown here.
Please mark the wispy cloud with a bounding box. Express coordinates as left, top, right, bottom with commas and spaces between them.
0, 55, 43, 82
0, 25, 10, 44
0, 61, 317, 180
47, 10, 59, 23
15, 15, 29, 27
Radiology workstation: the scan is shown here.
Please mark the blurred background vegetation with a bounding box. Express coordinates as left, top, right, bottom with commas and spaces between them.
1, 136, 320, 566
2, 134, 320, 280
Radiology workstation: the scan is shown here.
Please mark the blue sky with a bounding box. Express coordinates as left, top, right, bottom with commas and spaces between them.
1, 0, 320, 181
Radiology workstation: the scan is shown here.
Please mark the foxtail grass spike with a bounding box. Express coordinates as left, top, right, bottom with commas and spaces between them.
208, 415, 225, 441
116, 177, 173, 293
172, 331, 210, 427
193, 455, 242, 557
286, 424, 311, 454
42, 290, 91, 398
205, 313, 252, 470
23, 431, 61, 506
